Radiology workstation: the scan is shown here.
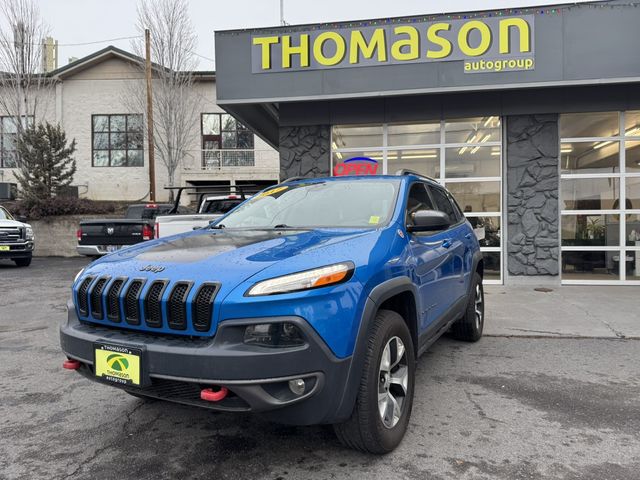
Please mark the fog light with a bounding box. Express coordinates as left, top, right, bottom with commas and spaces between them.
243, 322, 305, 348
288, 378, 306, 396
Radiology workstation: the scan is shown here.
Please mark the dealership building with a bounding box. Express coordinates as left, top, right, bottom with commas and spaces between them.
214, 0, 640, 285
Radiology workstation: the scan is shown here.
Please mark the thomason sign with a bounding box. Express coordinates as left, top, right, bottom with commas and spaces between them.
251, 15, 534, 74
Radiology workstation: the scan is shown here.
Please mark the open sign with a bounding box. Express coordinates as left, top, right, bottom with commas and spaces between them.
333, 157, 379, 176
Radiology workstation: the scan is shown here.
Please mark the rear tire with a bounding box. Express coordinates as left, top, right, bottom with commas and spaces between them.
333, 309, 415, 454
451, 272, 484, 342
13, 257, 32, 267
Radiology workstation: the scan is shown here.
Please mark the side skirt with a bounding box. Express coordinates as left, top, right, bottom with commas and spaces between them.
417, 294, 468, 357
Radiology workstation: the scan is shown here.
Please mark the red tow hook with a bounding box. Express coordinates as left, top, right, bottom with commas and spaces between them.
63, 359, 81, 370
200, 387, 229, 402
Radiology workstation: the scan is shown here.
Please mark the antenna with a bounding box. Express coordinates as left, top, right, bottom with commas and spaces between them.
280, 0, 288, 26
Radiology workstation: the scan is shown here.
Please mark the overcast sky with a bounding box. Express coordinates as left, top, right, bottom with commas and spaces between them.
36, 0, 593, 70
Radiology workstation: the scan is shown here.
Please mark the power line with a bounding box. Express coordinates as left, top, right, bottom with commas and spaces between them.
0, 35, 143, 47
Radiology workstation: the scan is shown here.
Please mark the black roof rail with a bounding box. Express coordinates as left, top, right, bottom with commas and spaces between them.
395, 169, 438, 183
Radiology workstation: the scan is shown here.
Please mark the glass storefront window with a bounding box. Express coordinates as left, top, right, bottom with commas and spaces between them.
560, 141, 620, 174
444, 116, 501, 144
561, 214, 620, 247
626, 141, 640, 172
624, 111, 640, 137
387, 149, 439, 177
562, 251, 621, 280
467, 216, 501, 247
445, 146, 500, 178
560, 177, 619, 210
482, 252, 501, 281
332, 125, 383, 149
560, 112, 619, 138
331, 151, 384, 174
626, 214, 640, 247
388, 122, 439, 146
446, 181, 501, 213
626, 177, 640, 207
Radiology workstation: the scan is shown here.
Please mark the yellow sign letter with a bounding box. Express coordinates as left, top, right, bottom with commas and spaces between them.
282, 34, 310, 68
426, 23, 452, 59
313, 32, 347, 66
391, 26, 419, 61
252, 36, 280, 70
349, 29, 387, 64
458, 21, 491, 57
499, 18, 531, 54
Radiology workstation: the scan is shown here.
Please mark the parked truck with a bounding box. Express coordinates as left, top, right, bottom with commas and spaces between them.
0, 205, 34, 267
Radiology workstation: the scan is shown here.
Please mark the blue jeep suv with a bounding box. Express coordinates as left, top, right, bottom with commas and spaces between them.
60, 172, 484, 453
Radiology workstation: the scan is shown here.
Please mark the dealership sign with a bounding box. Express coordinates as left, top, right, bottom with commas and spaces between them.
333, 157, 379, 176
252, 15, 534, 74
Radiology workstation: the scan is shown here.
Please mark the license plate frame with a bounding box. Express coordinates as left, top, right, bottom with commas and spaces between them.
93, 342, 147, 387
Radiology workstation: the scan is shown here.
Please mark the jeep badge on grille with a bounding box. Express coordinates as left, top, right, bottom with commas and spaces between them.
139, 265, 165, 273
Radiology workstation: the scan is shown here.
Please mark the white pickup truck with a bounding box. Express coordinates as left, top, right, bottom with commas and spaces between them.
154, 186, 258, 239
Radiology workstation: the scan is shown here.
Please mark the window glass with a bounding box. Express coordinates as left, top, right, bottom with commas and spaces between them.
405, 183, 433, 226
388, 122, 439, 146
626, 141, 640, 172
482, 252, 501, 281
387, 149, 439, 178
560, 112, 619, 138
446, 181, 501, 213
1, 115, 33, 168
92, 114, 143, 167
561, 178, 619, 210
626, 214, 640, 247
2, 117, 17, 133
429, 186, 457, 221
332, 124, 383, 149
221, 114, 236, 131
468, 216, 501, 247
445, 146, 500, 178
561, 214, 620, 247
560, 141, 620, 174
625, 111, 640, 136
202, 114, 220, 135
562, 251, 621, 280
627, 177, 640, 208
445, 117, 500, 144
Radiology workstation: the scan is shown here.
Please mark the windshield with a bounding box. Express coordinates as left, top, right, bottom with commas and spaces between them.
202, 199, 243, 214
0, 207, 13, 220
218, 180, 399, 229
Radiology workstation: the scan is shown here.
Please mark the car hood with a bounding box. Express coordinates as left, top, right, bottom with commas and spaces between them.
82, 227, 378, 289
0, 219, 27, 228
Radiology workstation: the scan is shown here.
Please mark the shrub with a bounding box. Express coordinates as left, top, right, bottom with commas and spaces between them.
8, 197, 127, 220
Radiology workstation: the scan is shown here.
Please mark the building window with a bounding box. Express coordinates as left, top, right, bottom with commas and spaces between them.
0, 116, 34, 168
201, 113, 254, 168
331, 117, 503, 283
92, 114, 143, 167
560, 110, 640, 284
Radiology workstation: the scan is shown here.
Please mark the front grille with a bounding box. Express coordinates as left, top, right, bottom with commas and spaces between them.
0, 227, 21, 243
89, 277, 109, 320
76, 276, 219, 335
77, 277, 94, 316
168, 282, 191, 330
144, 281, 167, 328
124, 280, 145, 325
106, 279, 125, 322
192, 283, 219, 332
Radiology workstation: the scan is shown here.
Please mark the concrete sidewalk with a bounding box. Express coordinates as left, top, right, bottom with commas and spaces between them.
484, 284, 640, 339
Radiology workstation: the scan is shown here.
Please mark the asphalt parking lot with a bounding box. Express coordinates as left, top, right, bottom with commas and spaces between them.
1, 257, 639, 480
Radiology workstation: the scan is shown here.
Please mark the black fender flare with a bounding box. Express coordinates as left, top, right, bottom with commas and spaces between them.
332, 276, 420, 422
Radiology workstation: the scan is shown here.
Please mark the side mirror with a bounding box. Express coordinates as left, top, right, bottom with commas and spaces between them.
16, 215, 27, 223
407, 210, 451, 233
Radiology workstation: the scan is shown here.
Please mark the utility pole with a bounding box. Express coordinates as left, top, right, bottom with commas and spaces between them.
145, 28, 156, 202
280, 0, 286, 26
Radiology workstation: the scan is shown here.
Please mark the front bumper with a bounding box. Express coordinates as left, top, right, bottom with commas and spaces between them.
0, 242, 33, 258
60, 306, 353, 425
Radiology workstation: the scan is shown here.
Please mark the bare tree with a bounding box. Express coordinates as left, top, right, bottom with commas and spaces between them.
0, 0, 51, 130
126, 0, 200, 197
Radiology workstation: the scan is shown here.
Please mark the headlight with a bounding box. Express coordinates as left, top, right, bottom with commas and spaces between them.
25, 227, 34, 240
73, 268, 85, 284
246, 262, 354, 296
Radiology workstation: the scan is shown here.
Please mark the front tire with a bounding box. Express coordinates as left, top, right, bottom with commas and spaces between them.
333, 309, 415, 454
451, 272, 484, 342
13, 256, 32, 267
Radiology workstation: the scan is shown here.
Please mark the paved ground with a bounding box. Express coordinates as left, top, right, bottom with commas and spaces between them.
1, 257, 639, 480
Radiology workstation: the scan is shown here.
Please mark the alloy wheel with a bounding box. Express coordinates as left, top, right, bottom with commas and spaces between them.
474, 283, 484, 330
378, 336, 409, 429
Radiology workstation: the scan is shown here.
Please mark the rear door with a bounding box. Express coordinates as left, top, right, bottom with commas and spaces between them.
427, 185, 468, 303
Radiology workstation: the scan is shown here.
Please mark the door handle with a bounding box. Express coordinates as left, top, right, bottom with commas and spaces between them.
442, 239, 452, 249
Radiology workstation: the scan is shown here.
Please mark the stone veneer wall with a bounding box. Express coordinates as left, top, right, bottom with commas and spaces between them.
279, 125, 330, 180
506, 114, 560, 276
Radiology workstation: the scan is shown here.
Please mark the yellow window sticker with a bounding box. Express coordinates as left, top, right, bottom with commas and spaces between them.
256, 186, 288, 199
369, 215, 380, 224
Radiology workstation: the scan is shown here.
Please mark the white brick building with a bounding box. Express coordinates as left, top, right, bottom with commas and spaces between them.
0, 46, 279, 202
